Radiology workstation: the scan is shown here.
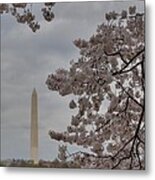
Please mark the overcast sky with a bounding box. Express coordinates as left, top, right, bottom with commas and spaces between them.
1, 1, 144, 161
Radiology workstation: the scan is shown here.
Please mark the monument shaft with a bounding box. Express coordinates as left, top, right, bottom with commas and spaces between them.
31, 88, 38, 164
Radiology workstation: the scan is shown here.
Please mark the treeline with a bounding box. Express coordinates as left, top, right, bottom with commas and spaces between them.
0, 159, 81, 168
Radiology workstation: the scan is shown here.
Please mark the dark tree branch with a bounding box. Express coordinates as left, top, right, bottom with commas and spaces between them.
111, 88, 144, 169
113, 105, 144, 169
104, 50, 127, 64
113, 136, 134, 159
130, 107, 144, 153
112, 48, 145, 75
137, 135, 145, 145
112, 156, 131, 169
129, 152, 134, 169
119, 96, 129, 115
117, 82, 143, 108
95, 119, 111, 132
113, 60, 143, 75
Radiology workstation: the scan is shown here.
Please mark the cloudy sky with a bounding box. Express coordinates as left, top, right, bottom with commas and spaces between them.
1, 1, 144, 161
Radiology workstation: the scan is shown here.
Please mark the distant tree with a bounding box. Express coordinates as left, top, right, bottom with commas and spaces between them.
0, 2, 55, 32
46, 6, 145, 169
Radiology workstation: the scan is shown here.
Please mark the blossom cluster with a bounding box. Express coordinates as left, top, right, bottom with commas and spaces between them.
0, 3, 55, 32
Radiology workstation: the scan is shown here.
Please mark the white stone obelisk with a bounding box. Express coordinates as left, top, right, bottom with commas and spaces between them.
31, 88, 38, 164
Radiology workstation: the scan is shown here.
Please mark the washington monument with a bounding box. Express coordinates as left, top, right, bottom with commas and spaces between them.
31, 88, 38, 164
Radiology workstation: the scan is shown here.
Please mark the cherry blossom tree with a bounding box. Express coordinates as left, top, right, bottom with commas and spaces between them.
46, 6, 145, 169
0, 2, 55, 32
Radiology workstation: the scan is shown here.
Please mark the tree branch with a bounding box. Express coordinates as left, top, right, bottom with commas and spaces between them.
113, 60, 142, 75
112, 48, 145, 75
95, 119, 111, 132
113, 136, 134, 159
117, 82, 143, 108
136, 141, 142, 169
112, 156, 131, 169
137, 135, 145, 145
104, 50, 127, 64
112, 105, 144, 169
130, 107, 144, 153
